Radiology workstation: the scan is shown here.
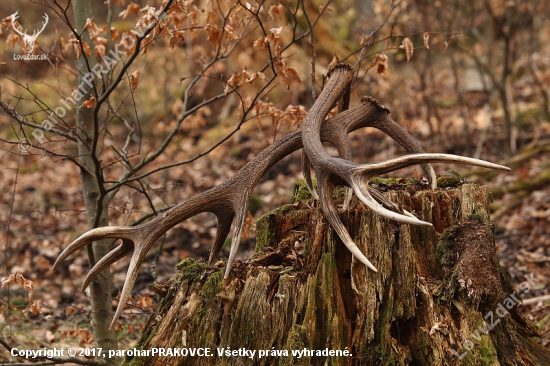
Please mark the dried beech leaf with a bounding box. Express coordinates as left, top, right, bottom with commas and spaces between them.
224, 24, 240, 42
128, 70, 140, 93
370, 53, 389, 75
268, 4, 284, 20
423, 32, 430, 49
119, 3, 141, 19
399, 37, 413, 61
80, 96, 96, 109
84, 18, 102, 39
205, 24, 222, 49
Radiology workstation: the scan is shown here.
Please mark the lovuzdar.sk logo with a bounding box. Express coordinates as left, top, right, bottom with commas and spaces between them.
11, 11, 49, 61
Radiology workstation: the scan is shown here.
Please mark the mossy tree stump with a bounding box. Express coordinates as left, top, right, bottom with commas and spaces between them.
125, 183, 550, 366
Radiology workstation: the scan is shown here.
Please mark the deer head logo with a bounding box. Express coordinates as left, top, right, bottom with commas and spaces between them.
11, 11, 49, 54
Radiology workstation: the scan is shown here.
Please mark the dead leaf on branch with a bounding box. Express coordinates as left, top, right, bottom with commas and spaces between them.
167, 0, 188, 28
370, 53, 389, 75
119, 2, 141, 19
1, 273, 35, 303
400, 37, 414, 61
128, 70, 140, 93
84, 18, 102, 39
224, 24, 240, 42
205, 24, 222, 49
268, 4, 284, 20
224, 70, 265, 95
423, 32, 430, 49
80, 96, 96, 109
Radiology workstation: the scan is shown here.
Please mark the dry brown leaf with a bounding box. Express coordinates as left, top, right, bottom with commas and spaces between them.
128, 70, 140, 93
169, 30, 185, 50
253, 36, 268, 51
168, 0, 188, 27
1, 274, 36, 303
6, 31, 20, 48
119, 3, 141, 19
110, 27, 120, 41
399, 37, 413, 61
370, 53, 389, 75
120, 33, 136, 54
205, 24, 222, 49
423, 32, 430, 49
224, 24, 240, 42
80, 96, 96, 109
84, 18, 102, 39
268, 4, 284, 20
188, 11, 198, 39
73, 40, 91, 59
30, 300, 42, 316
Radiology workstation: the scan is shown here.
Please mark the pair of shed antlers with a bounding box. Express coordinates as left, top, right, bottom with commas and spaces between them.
53, 64, 510, 327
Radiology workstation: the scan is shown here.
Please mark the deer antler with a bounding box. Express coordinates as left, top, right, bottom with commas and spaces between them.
54, 76, 507, 326
54, 79, 510, 328
300, 63, 510, 271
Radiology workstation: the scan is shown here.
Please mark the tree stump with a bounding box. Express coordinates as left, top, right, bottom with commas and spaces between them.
124, 183, 550, 366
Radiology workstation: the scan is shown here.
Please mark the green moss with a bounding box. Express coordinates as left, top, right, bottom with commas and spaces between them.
332, 186, 347, 200
370, 177, 402, 185
281, 326, 311, 366
198, 270, 224, 300
176, 258, 206, 282
290, 179, 315, 203
437, 170, 464, 189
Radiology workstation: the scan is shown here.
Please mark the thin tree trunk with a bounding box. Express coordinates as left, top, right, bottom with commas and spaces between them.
125, 184, 550, 365
72, 0, 118, 359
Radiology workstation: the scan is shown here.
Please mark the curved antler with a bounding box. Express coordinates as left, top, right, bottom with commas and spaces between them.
300, 64, 510, 271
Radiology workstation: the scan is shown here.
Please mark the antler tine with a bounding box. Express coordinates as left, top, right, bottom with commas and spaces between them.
53, 226, 137, 271
208, 211, 235, 266
350, 174, 432, 227
318, 171, 378, 271
81, 240, 134, 292
353, 153, 510, 178
110, 250, 147, 329
225, 213, 246, 279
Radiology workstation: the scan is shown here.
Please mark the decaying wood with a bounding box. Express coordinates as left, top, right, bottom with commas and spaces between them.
124, 184, 550, 366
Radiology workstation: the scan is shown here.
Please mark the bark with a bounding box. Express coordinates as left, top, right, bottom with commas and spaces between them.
72, 0, 118, 358
125, 183, 550, 366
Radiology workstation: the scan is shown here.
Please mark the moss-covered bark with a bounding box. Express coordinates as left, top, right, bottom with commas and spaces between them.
125, 184, 550, 366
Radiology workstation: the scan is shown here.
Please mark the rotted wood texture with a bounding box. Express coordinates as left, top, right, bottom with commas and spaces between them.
125, 184, 550, 366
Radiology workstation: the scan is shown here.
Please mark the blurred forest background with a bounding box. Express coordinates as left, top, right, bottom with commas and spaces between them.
1, 0, 549, 362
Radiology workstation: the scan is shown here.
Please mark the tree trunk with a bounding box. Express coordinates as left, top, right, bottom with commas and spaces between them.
72, 0, 118, 358
124, 183, 550, 366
